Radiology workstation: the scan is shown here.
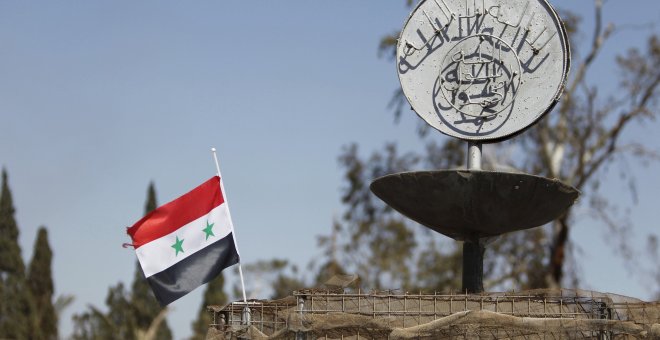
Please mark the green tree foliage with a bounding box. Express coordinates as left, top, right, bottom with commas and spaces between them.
73, 182, 172, 340
72, 283, 136, 340
130, 182, 172, 340
28, 227, 58, 339
0, 169, 37, 339
190, 274, 228, 340
313, 220, 347, 286
333, 143, 466, 291
330, 0, 660, 291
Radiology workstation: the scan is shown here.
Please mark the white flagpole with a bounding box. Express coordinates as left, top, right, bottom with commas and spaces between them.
211, 147, 248, 304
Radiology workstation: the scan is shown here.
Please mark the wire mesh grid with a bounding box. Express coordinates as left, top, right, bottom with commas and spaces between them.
209, 297, 296, 336
209, 289, 660, 339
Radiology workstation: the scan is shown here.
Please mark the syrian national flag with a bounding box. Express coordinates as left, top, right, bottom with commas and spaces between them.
127, 176, 239, 306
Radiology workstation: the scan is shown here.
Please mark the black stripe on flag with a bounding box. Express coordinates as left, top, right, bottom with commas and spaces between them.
146, 233, 240, 306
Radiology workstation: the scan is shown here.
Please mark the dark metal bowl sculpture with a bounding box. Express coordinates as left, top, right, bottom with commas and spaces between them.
370, 170, 579, 241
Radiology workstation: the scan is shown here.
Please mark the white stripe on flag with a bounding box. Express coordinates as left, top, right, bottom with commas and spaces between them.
136, 203, 233, 278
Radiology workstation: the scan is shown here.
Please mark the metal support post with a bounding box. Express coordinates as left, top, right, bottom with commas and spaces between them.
467, 142, 482, 170
462, 239, 485, 293
241, 306, 251, 326
295, 297, 307, 340
464, 141, 484, 293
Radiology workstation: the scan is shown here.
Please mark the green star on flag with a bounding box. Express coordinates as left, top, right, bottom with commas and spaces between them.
203, 220, 215, 240
171, 236, 184, 256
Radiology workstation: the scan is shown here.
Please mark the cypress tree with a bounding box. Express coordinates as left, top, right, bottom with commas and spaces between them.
74, 182, 173, 340
0, 169, 23, 275
0, 168, 35, 339
130, 182, 172, 340
191, 274, 228, 340
28, 227, 58, 339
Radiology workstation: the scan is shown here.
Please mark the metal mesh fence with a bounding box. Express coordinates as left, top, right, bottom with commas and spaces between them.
207, 289, 660, 339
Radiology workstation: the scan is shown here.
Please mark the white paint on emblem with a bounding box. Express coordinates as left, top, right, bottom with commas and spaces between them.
397, 0, 570, 141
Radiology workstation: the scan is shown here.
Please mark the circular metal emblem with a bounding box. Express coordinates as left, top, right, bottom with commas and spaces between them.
397, 0, 570, 141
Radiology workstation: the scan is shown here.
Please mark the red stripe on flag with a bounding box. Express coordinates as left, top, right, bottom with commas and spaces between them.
127, 176, 224, 249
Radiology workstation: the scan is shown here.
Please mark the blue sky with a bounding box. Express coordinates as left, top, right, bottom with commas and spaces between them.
0, 1, 658, 339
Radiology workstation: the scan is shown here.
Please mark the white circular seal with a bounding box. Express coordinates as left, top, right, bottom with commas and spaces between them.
397, 0, 570, 141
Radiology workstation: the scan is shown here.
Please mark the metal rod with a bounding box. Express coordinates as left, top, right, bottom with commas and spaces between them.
467, 142, 483, 170
211, 148, 249, 305
465, 141, 483, 294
